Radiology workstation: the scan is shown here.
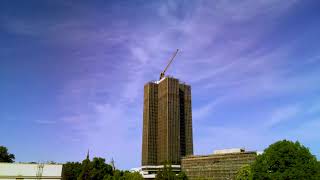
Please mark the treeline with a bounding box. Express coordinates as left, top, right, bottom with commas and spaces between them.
2, 139, 320, 180
62, 157, 188, 180
62, 157, 143, 180
0, 145, 143, 179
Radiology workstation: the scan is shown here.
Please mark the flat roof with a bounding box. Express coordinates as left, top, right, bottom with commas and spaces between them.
0, 162, 64, 165
0, 163, 63, 177
182, 151, 257, 160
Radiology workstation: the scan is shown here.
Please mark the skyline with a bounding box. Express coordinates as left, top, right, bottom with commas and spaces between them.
1, 0, 320, 169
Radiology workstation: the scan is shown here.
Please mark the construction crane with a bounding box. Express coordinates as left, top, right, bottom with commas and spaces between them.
159, 49, 179, 80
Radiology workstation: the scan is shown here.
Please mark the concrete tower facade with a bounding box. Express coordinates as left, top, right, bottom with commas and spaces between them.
142, 77, 193, 166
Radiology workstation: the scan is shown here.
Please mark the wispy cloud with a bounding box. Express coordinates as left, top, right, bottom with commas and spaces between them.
52, 0, 320, 167
2, 0, 319, 168
265, 104, 301, 127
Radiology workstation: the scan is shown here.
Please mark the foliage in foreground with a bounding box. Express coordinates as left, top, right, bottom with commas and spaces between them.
155, 163, 188, 180
250, 140, 320, 180
62, 157, 143, 180
0, 146, 15, 163
235, 165, 252, 180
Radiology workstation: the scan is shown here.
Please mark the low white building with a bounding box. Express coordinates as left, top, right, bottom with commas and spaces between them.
131, 165, 181, 179
0, 163, 63, 180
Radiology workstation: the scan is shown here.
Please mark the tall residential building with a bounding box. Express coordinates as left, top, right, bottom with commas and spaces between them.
142, 77, 193, 166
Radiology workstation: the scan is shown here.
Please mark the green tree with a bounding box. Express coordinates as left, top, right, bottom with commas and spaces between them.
62, 162, 82, 180
235, 165, 252, 180
78, 158, 92, 180
123, 171, 144, 180
156, 163, 178, 180
61, 154, 143, 180
90, 157, 113, 180
194, 178, 208, 180
104, 169, 124, 180
177, 171, 188, 180
251, 140, 320, 180
0, 146, 15, 162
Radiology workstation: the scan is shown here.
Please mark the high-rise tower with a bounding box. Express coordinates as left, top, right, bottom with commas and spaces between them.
142, 77, 193, 166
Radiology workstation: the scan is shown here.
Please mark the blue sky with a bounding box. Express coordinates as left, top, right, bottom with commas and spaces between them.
1, 0, 320, 169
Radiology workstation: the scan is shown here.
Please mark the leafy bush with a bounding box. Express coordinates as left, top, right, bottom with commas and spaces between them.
251, 140, 320, 180
0, 146, 15, 162
235, 165, 252, 180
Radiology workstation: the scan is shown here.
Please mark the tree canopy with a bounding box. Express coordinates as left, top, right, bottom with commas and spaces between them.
62, 162, 82, 180
251, 140, 320, 180
155, 163, 188, 180
156, 164, 176, 180
235, 165, 252, 180
0, 146, 15, 163
62, 157, 143, 180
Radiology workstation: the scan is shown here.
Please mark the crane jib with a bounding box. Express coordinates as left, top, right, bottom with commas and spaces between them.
159, 49, 179, 80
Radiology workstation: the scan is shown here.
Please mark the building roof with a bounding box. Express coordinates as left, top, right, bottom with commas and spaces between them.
0, 162, 62, 178
182, 151, 257, 160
